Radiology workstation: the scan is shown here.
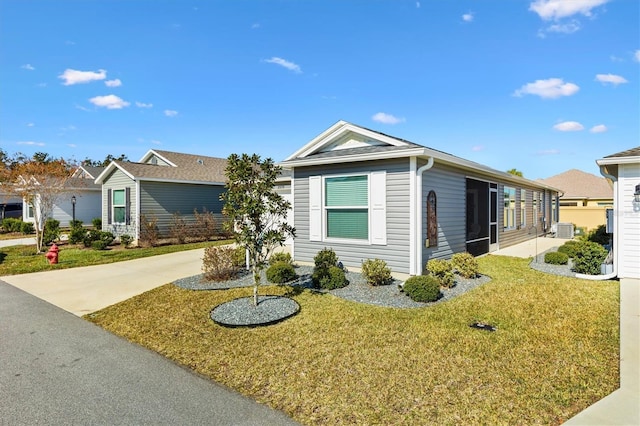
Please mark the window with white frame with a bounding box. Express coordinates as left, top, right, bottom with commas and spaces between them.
27, 202, 34, 219
520, 189, 526, 227
504, 186, 516, 229
309, 172, 386, 245
112, 189, 126, 223
325, 175, 368, 240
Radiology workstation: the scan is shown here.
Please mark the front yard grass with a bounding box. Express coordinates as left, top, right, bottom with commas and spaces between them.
86, 255, 619, 425
0, 240, 232, 276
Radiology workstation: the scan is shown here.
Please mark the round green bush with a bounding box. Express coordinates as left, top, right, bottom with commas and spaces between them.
91, 240, 108, 250
403, 275, 441, 303
20, 221, 35, 235
314, 248, 338, 270
269, 252, 293, 265
266, 261, 297, 284
557, 241, 579, 258
544, 251, 569, 265
426, 258, 454, 288
119, 234, 133, 248
573, 241, 608, 275
314, 265, 348, 290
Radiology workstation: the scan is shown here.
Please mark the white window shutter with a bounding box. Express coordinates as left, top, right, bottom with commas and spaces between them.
370, 171, 387, 245
309, 176, 322, 241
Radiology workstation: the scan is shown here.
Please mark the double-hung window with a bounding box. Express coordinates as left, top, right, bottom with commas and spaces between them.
520, 189, 526, 227
504, 186, 516, 230
112, 189, 126, 224
325, 175, 369, 240
309, 172, 386, 245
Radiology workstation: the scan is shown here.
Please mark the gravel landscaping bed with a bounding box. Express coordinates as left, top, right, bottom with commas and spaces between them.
528, 249, 577, 278
174, 265, 492, 309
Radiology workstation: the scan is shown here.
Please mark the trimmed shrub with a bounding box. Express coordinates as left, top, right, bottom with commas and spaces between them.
232, 246, 247, 269
403, 275, 441, 303
68, 220, 86, 244
451, 252, 479, 279
92, 217, 102, 229
43, 218, 60, 244
557, 240, 579, 258
2, 218, 23, 233
193, 208, 217, 241
361, 258, 392, 286
202, 246, 241, 281
315, 265, 348, 290
99, 231, 115, 246
426, 258, 455, 288
573, 241, 608, 275
312, 248, 347, 289
544, 251, 569, 265
585, 224, 610, 246
120, 234, 133, 248
83, 229, 101, 248
266, 261, 297, 284
91, 240, 108, 250
269, 251, 293, 265
20, 221, 34, 235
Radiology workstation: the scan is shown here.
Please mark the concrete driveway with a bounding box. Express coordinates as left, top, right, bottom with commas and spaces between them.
1, 248, 206, 316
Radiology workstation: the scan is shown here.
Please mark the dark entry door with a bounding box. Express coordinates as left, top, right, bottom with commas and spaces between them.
466, 179, 490, 256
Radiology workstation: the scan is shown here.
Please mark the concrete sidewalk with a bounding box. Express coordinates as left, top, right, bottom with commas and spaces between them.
1, 248, 206, 316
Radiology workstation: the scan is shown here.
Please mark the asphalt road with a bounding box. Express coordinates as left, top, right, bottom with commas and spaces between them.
0, 281, 300, 426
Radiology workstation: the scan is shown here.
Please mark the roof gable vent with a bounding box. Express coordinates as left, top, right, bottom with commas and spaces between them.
197, 159, 204, 165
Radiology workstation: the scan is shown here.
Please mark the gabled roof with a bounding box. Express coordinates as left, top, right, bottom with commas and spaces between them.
538, 169, 612, 200
72, 165, 105, 179
280, 120, 561, 192
597, 146, 640, 166
95, 149, 227, 185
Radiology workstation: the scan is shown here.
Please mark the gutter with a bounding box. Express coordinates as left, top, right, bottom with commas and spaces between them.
412, 156, 434, 275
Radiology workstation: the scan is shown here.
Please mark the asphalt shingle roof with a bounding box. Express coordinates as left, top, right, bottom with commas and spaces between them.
538, 169, 612, 199
603, 146, 640, 158
116, 150, 228, 183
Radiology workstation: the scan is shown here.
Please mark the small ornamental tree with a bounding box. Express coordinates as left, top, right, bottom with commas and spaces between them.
221, 153, 295, 306
0, 151, 77, 252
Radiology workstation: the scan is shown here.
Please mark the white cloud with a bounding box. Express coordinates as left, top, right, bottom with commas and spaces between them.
529, 0, 609, 20
151, 140, 162, 145
67, 144, 77, 148
59, 68, 107, 85
513, 78, 579, 99
542, 20, 581, 35
596, 73, 628, 85
416, 2, 420, 8
164, 109, 178, 117
17, 141, 45, 147
264, 57, 302, 73
372, 112, 406, 125
105, 78, 122, 87
537, 149, 560, 155
590, 124, 608, 133
635, 50, 640, 62
21, 64, 35, 71
462, 12, 474, 22
136, 101, 153, 108
89, 94, 130, 109
251, 23, 260, 29
553, 121, 584, 131
36, 82, 47, 88
26, 123, 35, 127
472, 145, 484, 152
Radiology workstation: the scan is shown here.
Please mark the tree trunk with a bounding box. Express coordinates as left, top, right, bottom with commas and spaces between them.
252, 264, 260, 307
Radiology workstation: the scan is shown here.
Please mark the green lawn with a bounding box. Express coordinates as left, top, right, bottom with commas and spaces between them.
0, 239, 232, 275
86, 255, 620, 425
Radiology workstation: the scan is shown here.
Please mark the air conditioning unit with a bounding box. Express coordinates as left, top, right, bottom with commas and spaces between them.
556, 223, 574, 239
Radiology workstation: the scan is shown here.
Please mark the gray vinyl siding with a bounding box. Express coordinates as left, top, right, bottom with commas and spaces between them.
293, 158, 411, 273
498, 183, 555, 249
51, 190, 101, 226
139, 181, 225, 236
421, 163, 466, 268
101, 169, 137, 238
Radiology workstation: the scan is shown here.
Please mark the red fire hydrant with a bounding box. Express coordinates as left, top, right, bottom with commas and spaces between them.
45, 244, 59, 265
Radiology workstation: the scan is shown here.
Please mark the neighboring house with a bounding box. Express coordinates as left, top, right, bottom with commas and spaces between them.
538, 169, 613, 233
94, 149, 228, 241
596, 147, 640, 280
0, 190, 23, 219
279, 121, 561, 275
22, 166, 103, 227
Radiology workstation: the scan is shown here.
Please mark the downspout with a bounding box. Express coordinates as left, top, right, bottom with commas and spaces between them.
414, 156, 434, 275
577, 165, 618, 280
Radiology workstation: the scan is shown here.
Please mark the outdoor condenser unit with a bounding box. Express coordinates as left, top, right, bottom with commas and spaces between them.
556, 223, 574, 239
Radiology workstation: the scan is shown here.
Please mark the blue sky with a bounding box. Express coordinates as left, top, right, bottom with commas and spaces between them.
1, 0, 638, 179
